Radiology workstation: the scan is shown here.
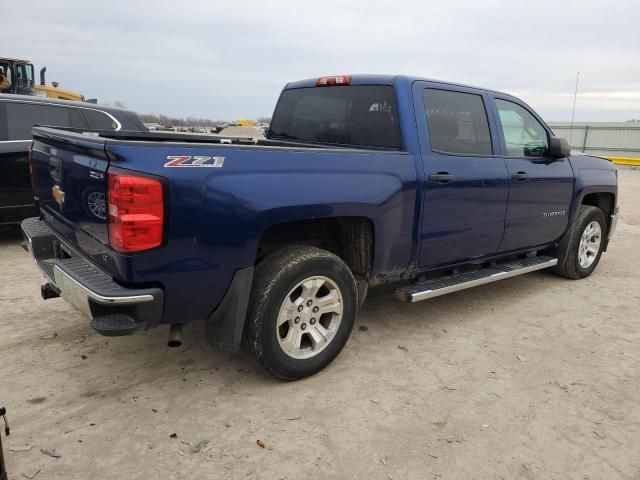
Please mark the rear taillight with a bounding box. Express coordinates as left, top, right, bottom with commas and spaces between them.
107, 171, 165, 253
316, 75, 351, 87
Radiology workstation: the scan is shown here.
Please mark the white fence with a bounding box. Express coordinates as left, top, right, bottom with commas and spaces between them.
548, 122, 640, 158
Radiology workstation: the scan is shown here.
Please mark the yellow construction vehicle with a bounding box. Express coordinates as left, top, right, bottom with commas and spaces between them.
0, 57, 86, 101
235, 119, 257, 127
34, 66, 85, 101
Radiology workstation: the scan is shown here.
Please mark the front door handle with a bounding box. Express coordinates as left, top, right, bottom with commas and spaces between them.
511, 172, 529, 181
428, 173, 455, 183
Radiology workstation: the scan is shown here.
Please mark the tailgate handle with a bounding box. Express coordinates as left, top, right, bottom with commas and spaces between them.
511, 171, 529, 181
428, 172, 455, 183
48, 156, 62, 183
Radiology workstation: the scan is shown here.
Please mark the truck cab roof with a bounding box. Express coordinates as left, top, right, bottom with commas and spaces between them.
285, 74, 516, 99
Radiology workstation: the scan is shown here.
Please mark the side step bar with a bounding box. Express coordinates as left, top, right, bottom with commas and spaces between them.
395, 256, 558, 303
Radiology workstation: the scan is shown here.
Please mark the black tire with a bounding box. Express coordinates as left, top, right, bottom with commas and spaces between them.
552, 205, 607, 279
246, 246, 358, 380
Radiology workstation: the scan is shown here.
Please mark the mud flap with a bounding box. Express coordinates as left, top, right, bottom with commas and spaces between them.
205, 266, 254, 353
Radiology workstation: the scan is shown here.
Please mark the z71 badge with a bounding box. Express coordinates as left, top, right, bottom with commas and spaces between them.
164, 156, 225, 168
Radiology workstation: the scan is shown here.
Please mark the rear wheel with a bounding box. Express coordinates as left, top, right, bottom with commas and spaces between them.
552, 205, 606, 279
246, 246, 357, 380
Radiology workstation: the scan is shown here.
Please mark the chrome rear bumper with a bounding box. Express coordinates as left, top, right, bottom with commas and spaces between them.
21, 217, 163, 332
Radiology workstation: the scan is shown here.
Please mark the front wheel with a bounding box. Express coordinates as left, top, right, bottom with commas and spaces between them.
246, 246, 358, 380
552, 205, 607, 279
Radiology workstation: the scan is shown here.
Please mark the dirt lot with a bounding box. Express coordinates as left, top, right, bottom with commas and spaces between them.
1, 168, 639, 480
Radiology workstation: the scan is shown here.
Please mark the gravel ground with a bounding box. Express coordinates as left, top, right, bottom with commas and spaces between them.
1, 168, 639, 480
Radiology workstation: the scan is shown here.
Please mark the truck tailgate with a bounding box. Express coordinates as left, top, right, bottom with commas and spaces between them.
31, 127, 110, 247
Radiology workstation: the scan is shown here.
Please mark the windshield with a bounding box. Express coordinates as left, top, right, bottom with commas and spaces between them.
15, 62, 35, 95
269, 85, 402, 149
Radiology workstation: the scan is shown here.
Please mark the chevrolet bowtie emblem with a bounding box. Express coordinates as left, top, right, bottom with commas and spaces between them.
52, 185, 65, 208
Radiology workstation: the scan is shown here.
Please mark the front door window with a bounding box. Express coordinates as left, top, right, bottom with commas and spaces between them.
495, 99, 548, 157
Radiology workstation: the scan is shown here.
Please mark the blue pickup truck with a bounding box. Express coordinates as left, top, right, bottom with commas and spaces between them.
21, 75, 618, 379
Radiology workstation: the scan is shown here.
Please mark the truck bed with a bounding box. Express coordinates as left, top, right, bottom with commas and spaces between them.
70, 127, 402, 152
29, 125, 417, 331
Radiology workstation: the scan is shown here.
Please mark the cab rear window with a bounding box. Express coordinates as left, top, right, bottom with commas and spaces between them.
269, 86, 402, 149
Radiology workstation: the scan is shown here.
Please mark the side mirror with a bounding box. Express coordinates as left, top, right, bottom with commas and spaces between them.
548, 136, 570, 159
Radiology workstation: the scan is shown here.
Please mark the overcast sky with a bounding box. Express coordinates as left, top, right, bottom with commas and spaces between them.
5, 0, 639, 121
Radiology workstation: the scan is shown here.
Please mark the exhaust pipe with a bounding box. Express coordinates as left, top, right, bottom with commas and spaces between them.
167, 324, 183, 348
40, 66, 46, 86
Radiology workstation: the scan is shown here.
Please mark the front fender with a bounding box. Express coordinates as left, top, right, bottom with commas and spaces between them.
567, 155, 617, 226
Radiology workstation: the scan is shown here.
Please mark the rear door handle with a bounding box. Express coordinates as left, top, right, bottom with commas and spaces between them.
511, 172, 529, 181
428, 173, 455, 183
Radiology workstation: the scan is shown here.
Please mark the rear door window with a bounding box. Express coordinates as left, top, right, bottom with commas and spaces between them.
423, 89, 493, 155
81, 109, 119, 130
269, 86, 401, 149
5, 102, 71, 140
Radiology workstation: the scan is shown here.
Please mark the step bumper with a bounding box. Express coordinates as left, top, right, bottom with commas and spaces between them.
21, 217, 164, 333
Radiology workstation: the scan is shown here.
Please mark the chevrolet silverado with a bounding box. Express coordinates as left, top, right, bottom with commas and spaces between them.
21, 75, 618, 379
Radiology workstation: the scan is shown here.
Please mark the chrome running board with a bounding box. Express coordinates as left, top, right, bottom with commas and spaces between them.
395, 256, 558, 303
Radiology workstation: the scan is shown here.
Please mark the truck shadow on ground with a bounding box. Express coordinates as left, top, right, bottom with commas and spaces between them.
99, 268, 567, 387
0, 225, 22, 245
1, 228, 571, 387
362, 270, 564, 324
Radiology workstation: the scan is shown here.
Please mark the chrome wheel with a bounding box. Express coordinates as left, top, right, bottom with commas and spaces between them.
276, 276, 343, 360
87, 191, 106, 220
578, 220, 602, 269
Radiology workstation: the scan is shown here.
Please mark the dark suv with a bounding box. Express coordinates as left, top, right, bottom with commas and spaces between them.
0, 94, 146, 224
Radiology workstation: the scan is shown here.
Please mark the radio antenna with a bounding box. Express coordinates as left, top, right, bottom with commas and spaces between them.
569, 71, 580, 148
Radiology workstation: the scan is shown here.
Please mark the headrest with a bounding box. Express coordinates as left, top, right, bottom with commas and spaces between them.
428, 112, 459, 140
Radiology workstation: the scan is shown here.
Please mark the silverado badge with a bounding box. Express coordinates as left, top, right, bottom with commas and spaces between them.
543, 210, 566, 217
52, 185, 65, 208
164, 156, 225, 168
